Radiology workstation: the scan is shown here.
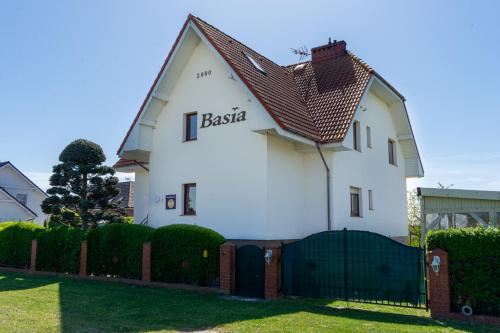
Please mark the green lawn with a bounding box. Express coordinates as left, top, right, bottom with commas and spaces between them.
0, 271, 497, 333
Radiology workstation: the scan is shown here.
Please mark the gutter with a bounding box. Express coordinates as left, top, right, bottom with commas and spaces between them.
316, 143, 332, 231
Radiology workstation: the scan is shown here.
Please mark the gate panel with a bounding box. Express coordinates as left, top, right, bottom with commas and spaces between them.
282, 230, 427, 308
235, 245, 264, 298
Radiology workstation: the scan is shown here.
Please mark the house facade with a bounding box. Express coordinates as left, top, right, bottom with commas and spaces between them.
114, 15, 423, 241
0, 161, 49, 225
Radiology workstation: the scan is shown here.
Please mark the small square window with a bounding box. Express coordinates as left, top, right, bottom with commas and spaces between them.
185, 113, 197, 141
366, 126, 372, 148
183, 183, 196, 215
16, 193, 27, 206
350, 187, 361, 217
388, 139, 397, 165
353, 121, 361, 152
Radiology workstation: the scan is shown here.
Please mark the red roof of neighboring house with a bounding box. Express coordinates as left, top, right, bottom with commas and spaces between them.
117, 14, 405, 153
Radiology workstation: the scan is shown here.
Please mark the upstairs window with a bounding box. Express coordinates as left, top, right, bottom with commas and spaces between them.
183, 183, 196, 215
350, 187, 361, 217
353, 121, 361, 152
16, 193, 27, 206
388, 139, 397, 165
185, 113, 197, 141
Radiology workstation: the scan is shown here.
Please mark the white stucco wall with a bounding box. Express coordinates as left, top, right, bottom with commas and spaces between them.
331, 91, 408, 237
146, 40, 275, 239
0, 165, 48, 225
124, 33, 410, 240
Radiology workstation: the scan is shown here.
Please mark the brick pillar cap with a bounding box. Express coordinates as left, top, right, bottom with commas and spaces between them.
221, 242, 236, 247
429, 248, 448, 255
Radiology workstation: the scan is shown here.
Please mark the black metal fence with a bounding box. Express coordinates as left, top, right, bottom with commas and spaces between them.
281, 229, 427, 308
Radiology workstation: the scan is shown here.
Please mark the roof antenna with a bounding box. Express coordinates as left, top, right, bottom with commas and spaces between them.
290, 46, 310, 61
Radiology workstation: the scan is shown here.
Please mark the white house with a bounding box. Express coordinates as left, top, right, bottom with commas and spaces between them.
0, 161, 49, 225
114, 15, 423, 242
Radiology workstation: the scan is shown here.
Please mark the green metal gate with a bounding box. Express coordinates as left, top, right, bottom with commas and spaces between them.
282, 229, 427, 308
235, 245, 265, 298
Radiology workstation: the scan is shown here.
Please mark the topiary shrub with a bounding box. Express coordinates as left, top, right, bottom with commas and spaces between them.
87, 223, 154, 279
150, 224, 225, 286
426, 227, 500, 316
0, 222, 44, 268
36, 226, 85, 273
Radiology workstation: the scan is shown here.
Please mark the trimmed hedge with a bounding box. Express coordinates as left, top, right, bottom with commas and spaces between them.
87, 223, 154, 279
36, 226, 85, 273
426, 227, 500, 316
151, 224, 225, 286
0, 222, 43, 268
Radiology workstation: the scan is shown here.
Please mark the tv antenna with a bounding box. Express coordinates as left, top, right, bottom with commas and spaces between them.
290, 46, 310, 61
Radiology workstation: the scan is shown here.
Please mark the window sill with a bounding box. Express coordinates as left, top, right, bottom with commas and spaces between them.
180, 214, 196, 217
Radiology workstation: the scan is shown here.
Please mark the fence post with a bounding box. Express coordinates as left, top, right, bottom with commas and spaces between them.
427, 248, 451, 318
142, 242, 151, 283
79, 240, 88, 276
264, 245, 282, 299
219, 243, 236, 294
30, 239, 38, 272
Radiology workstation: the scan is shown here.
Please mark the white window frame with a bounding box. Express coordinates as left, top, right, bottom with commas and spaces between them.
368, 190, 374, 210
353, 121, 361, 152
388, 138, 397, 166
366, 126, 372, 148
350, 186, 362, 217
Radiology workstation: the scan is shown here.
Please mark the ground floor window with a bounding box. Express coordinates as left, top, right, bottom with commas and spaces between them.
350, 187, 361, 217
183, 183, 196, 215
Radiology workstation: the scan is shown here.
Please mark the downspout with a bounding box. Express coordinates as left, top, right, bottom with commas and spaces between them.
316, 143, 332, 231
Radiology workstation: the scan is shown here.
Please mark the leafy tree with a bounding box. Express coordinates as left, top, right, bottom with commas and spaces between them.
41, 139, 125, 229
407, 189, 422, 247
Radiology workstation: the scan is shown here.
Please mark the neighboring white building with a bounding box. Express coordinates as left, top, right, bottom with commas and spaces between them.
0, 161, 49, 225
114, 15, 423, 241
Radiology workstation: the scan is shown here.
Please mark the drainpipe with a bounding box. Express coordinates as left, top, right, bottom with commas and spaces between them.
316, 143, 332, 231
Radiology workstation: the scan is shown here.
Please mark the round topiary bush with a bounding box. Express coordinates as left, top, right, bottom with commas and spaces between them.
87, 223, 154, 279
150, 224, 225, 286
36, 226, 85, 273
0, 222, 44, 268
59, 139, 106, 165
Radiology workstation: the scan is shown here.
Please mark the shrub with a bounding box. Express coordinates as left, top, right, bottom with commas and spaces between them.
87, 223, 154, 279
426, 227, 500, 316
0, 222, 44, 268
150, 224, 225, 286
36, 226, 85, 273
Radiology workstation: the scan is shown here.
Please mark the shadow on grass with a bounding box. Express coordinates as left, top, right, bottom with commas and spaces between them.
0, 270, 496, 332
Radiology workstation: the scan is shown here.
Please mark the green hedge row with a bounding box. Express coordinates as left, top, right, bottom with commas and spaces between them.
0, 222, 225, 286
151, 224, 225, 286
426, 227, 500, 316
87, 224, 154, 279
0, 222, 43, 268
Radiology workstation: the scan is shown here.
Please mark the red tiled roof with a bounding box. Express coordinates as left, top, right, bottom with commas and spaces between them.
113, 158, 139, 168
118, 14, 404, 152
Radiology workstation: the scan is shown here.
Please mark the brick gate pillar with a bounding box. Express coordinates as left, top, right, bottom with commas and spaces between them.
264, 245, 281, 299
142, 242, 151, 283
427, 248, 451, 318
219, 243, 236, 294
79, 240, 88, 276
30, 239, 38, 272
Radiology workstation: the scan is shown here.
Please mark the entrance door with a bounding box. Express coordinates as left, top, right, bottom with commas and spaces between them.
235, 245, 265, 298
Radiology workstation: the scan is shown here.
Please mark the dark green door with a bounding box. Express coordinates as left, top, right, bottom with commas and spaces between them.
235, 245, 264, 298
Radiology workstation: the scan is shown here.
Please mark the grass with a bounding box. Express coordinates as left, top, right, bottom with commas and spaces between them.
0, 271, 497, 333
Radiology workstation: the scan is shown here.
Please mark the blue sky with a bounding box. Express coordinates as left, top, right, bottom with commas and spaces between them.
1, 0, 499, 191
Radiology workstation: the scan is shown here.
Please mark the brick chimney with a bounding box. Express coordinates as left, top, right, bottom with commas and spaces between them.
311, 39, 346, 63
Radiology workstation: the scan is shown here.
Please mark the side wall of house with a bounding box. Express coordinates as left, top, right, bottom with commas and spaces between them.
331, 91, 408, 238
134, 170, 149, 224
0, 190, 34, 222
0, 166, 48, 225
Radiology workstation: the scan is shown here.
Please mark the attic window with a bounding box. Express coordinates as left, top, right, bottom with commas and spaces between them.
243, 52, 266, 74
